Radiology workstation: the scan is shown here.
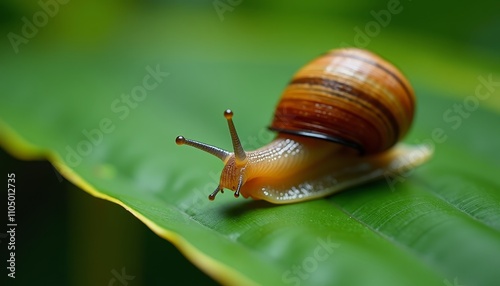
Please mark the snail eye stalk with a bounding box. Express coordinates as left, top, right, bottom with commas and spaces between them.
175, 135, 230, 162
223, 109, 247, 164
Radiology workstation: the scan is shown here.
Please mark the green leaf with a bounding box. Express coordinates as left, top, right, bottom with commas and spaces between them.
1, 7, 499, 286
2, 50, 499, 285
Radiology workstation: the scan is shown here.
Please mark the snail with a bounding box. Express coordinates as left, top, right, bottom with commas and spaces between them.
176, 48, 432, 204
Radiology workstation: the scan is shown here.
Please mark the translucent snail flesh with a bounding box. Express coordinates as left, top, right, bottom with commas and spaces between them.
176, 48, 432, 204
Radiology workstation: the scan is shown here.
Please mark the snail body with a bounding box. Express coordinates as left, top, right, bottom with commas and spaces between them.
176, 48, 432, 204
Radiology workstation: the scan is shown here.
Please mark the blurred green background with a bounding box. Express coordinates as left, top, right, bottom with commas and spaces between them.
0, 0, 499, 285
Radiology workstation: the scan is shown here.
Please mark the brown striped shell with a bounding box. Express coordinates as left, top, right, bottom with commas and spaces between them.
270, 48, 415, 155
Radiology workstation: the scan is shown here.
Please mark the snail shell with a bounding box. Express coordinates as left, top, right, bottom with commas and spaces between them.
176, 48, 432, 204
270, 48, 415, 154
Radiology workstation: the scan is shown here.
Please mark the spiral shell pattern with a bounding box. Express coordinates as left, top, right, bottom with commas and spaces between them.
270, 48, 415, 154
